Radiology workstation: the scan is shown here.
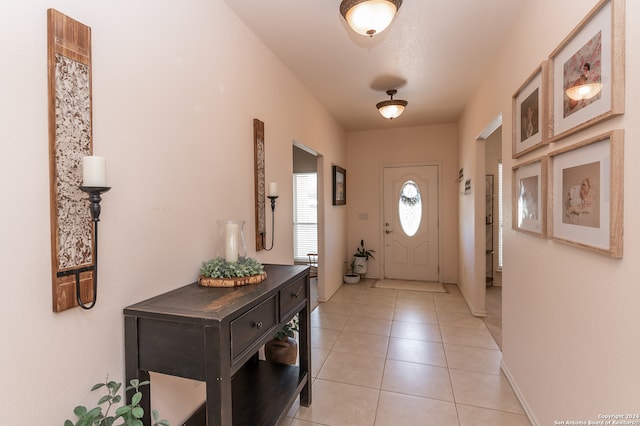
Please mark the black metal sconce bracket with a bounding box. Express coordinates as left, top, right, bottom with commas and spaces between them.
58, 186, 111, 310
261, 195, 278, 251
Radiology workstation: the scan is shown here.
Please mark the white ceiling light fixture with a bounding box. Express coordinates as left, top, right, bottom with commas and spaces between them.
376, 89, 407, 119
340, 0, 402, 37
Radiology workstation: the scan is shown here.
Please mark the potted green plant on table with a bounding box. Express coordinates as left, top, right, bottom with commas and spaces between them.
65, 378, 168, 426
198, 256, 265, 287
265, 316, 299, 365
352, 239, 375, 275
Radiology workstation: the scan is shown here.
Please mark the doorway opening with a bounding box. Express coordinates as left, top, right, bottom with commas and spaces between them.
293, 145, 319, 310
477, 116, 503, 347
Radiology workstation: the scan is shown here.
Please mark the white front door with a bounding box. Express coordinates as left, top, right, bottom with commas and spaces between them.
383, 165, 439, 281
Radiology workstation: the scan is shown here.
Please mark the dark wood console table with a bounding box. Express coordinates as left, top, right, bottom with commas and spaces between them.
123, 264, 311, 426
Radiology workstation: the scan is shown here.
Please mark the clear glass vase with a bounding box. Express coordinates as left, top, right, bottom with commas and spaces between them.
217, 220, 247, 263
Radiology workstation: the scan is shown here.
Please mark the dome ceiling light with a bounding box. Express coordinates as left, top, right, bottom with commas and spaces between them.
376, 89, 408, 119
340, 0, 403, 37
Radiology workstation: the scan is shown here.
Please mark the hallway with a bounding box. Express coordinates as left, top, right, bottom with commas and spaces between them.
281, 280, 529, 425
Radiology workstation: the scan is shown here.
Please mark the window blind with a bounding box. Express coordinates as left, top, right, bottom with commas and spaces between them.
293, 173, 318, 261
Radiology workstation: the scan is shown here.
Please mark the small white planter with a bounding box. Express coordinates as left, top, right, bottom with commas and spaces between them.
353, 257, 367, 274
343, 274, 360, 284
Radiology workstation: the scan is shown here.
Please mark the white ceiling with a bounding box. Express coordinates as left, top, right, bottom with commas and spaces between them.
224, 0, 527, 132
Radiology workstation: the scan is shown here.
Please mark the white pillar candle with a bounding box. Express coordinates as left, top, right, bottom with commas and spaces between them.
225, 223, 240, 262
82, 156, 107, 187
268, 182, 278, 197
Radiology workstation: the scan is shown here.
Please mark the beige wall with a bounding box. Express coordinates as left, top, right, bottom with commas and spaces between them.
0, 1, 346, 424
459, 0, 640, 423
346, 124, 459, 284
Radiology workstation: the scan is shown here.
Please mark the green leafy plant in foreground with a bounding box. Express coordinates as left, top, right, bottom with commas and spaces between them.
200, 256, 264, 278
64, 378, 169, 426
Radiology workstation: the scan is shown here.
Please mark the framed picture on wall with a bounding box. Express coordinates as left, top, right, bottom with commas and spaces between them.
548, 0, 625, 142
548, 130, 623, 257
512, 62, 549, 158
332, 165, 346, 205
512, 156, 548, 237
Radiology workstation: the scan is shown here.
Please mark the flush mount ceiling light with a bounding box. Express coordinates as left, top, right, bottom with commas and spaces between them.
376, 89, 407, 119
340, 0, 402, 37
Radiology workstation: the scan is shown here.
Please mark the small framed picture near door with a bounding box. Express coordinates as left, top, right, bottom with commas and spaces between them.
512, 156, 548, 237
332, 165, 346, 205
548, 129, 623, 257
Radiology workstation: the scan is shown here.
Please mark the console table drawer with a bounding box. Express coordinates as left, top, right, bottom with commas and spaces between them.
279, 276, 307, 320
230, 295, 278, 360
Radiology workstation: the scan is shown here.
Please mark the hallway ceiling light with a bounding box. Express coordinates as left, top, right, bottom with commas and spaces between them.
376, 89, 407, 119
340, 0, 402, 37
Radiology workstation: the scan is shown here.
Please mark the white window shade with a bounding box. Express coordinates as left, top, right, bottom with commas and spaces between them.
293, 173, 318, 261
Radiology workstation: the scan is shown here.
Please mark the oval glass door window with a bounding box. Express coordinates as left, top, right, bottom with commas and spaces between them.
398, 180, 422, 237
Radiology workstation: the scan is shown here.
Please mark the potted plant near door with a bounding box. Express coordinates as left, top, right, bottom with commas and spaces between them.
352, 239, 375, 275
343, 258, 361, 284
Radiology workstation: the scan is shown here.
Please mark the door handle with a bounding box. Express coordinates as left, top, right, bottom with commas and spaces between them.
385, 230, 393, 234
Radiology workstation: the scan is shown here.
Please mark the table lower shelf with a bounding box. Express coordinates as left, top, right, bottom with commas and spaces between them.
183, 359, 309, 426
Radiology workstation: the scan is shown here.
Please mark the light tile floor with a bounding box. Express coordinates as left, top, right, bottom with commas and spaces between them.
281, 279, 530, 426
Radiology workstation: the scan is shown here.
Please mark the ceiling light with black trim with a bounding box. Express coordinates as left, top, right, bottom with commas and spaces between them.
376, 89, 407, 119
340, 0, 402, 37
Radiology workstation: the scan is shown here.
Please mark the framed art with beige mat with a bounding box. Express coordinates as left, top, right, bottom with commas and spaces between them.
512, 156, 548, 238
548, 0, 625, 142
548, 130, 623, 257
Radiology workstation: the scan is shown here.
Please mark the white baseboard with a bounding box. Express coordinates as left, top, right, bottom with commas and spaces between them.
501, 359, 539, 426
317, 280, 342, 303
460, 288, 488, 317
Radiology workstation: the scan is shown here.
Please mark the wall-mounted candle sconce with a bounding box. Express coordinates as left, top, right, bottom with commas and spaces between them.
262, 182, 278, 251
56, 156, 111, 310
48, 10, 112, 312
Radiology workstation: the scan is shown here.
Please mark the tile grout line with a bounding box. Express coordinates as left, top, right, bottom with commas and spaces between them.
303, 281, 522, 426
437, 304, 464, 425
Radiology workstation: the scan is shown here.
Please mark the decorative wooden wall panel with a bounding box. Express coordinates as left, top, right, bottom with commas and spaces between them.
254, 119, 266, 251
47, 9, 94, 312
